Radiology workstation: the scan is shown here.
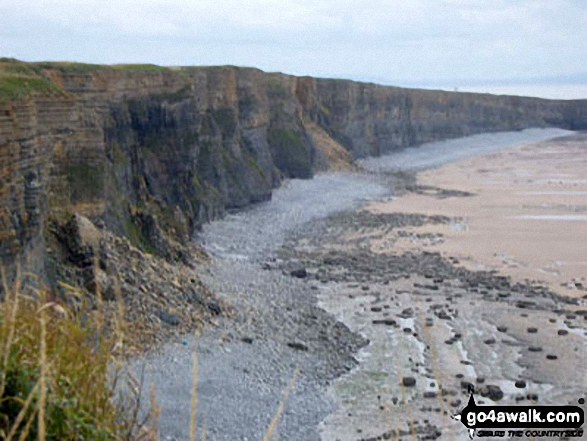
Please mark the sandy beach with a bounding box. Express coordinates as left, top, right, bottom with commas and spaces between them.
366, 133, 587, 300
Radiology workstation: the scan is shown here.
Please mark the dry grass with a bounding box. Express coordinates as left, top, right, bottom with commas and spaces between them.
147, 383, 160, 441
1, 261, 424, 441
262, 368, 299, 441
189, 352, 198, 441
420, 311, 456, 441
37, 309, 46, 441
0, 255, 298, 441
0, 269, 156, 440
391, 321, 418, 441
382, 401, 398, 441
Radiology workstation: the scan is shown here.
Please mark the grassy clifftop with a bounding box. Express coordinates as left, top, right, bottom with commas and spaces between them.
0, 59, 173, 102
0, 60, 64, 102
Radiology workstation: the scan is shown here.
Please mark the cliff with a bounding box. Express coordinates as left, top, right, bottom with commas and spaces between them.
1, 58, 586, 293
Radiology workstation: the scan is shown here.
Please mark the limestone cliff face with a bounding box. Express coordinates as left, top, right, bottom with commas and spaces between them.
0, 59, 585, 285
297, 78, 581, 157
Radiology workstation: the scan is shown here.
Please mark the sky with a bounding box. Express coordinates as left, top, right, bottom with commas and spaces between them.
2, 0, 587, 98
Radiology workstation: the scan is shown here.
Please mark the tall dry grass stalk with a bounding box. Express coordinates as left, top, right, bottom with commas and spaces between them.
148, 382, 160, 441
189, 352, 199, 441
383, 402, 398, 441
391, 317, 418, 441
387, 295, 452, 441
4, 379, 41, 441
0, 264, 20, 400
113, 276, 126, 354
16, 406, 38, 441
1, 266, 159, 440
37, 308, 47, 441
419, 311, 455, 441
93, 254, 105, 340
200, 421, 206, 441
262, 368, 299, 441
399, 380, 417, 441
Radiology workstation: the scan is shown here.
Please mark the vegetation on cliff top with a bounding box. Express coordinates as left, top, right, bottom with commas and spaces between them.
0, 76, 63, 102
0, 60, 64, 102
0, 60, 65, 102
0, 59, 170, 102
112, 64, 168, 72
1, 58, 169, 74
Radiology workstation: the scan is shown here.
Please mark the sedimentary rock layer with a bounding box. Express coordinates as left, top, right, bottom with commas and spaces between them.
0, 59, 585, 280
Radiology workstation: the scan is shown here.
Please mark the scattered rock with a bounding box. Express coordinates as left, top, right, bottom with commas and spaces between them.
437, 312, 452, 320
450, 399, 462, 407
400, 308, 414, 317
290, 267, 308, 278
402, 377, 417, 387
157, 309, 181, 326
372, 319, 397, 326
481, 385, 504, 401
207, 301, 222, 316
287, 342, 309, 351
460, 381, 474, 392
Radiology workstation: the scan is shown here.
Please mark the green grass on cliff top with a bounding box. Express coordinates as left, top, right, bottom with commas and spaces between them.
0, 58, 267, 103
0, 60, 64, 102
0, 74, 64, 102
0, 58, 169, 73
112, 63, 169, 72
0, 58, 170, 102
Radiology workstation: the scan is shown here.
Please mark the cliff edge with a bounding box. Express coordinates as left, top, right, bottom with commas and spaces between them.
1, 58, 586, 298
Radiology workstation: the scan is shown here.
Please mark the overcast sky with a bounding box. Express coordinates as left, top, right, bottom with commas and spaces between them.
2, 0, 587, 97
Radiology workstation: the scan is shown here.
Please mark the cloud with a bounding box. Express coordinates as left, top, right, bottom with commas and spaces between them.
1, 0, 586, 89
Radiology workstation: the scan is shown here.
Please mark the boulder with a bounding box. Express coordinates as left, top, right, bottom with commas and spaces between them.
290, 267, 308, 279
481, 385, 504, 401
402, 377, 417, 387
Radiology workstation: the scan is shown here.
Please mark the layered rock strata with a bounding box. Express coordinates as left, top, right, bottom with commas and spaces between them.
0, 59, 585, 290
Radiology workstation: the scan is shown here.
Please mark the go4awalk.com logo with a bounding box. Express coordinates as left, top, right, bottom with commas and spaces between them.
453, 393, 585, 439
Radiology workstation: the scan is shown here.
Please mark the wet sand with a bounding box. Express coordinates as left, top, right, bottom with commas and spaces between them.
136, 129, 585, 441
366, 133, 587, 299
290, 204, 586, 441
311, 134, 587, 441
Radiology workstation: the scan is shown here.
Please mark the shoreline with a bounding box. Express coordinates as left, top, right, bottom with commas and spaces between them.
366, 132, 587, 300
133, 130, 585, 441
305, 133, 587, 440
